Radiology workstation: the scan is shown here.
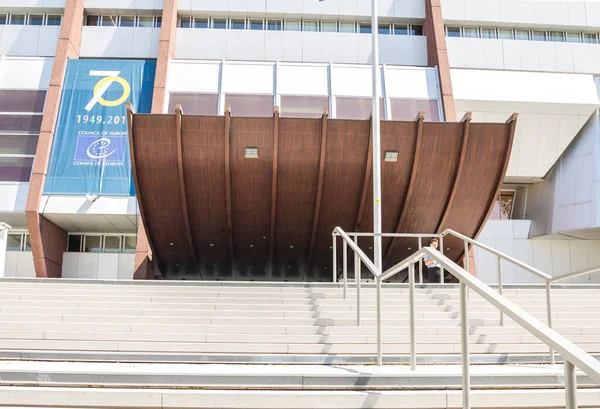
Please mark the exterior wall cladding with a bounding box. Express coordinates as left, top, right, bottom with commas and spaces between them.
0, 0, 600, 282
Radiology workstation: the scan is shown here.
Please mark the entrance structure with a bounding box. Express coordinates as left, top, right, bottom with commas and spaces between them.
127, 105, 516, 280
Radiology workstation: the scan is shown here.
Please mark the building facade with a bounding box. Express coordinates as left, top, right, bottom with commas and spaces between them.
0, 0, 599, 283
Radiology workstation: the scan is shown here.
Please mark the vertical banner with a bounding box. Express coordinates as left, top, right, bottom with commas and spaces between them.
44, 59, 156, 195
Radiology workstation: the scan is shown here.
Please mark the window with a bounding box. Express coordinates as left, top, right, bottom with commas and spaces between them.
390, 99, 440, 121
84, 235, 102, 253
394, 24, 408, 35
104, 236, 121, 253
193, 18, 208, 28
9, 14, 26, 25
212, 18, 227, 29
339, 22, 355, 33
86, 15, 100, 26
178, 17, 191, 28
0, 14, 6, 25
410, 24, 423, 36
480, 28, 496, 39
336, 97, 384, 120
46, 15, 62, 26
549, 31, 564, 42
583, 33, 598, 44
358, 22, 372, 34
224, 94, 274, 117
0, 135, 39, 156
446, 26, 461, 37
230, 19, 245, 30
566, 32, 581, 43
463, 27, 478, 38
123, 236, 137, 253
138, 16, 155, 28
168, 93, 218, 115
490, 190, 516, 220
285, 20, 301, 31
120, 16, 135, 27
280, 96, 329, 118
515, 29, 530, 40
267, 20, 282, 31
321, 21, 337, 32
249, 19, 264, 30
498, 28, 513, 39
24, 235, 31, 251
378, 24, 390, 34
7, 234, 23, 251
68, 234, 137, 253
28, 15, 44, 25
101, 16, 118, 26
68, 234, 83, 252
533, 30, 547, 41
155, 16, 162, 27
0, 157, 34, 182
304, 21, 319, 32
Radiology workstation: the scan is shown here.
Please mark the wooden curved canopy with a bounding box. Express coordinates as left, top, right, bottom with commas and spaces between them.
127, 104, 516, 281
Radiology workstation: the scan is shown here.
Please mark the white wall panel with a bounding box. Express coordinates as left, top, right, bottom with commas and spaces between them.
3, 253, 18, 278
97, 253, 119, 280
61, 252, 134, 279
168, 61, 221, 93
222, 62, 274, 94
331, 64, 383, 97
117, 254, 135, 279
0, 26, 59, 57
80, 27, 159, 58
0, 183, 29, 213
3, 252, 35, 278
278, 64, 329, 96
513, 239, 536, 284
77, 253, 99, 279
385, 67, 439, 99
84, 0, 163, 11
0, 57, 53, 89
3, 0, 66, 9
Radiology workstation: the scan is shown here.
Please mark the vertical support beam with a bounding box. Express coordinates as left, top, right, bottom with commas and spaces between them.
355, 236, 361, 326
546, 281, 555, 365
354, 116, 373, 231
268, 107, 280, 278
342, 239, 347, 296
418, 237, 423, 285
26, 0, 84, 278
305, 109, 329, 279
497, 255, 504, 326
564, 360, 578, 409
460, 281, 471, 409
332, 236, 337, 283
376, 276, 382, 366
0, 223, 10, 278
409, 263, 417, 370
224, 105, 235, 278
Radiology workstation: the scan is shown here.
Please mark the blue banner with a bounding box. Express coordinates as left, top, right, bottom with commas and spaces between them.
44, 59, 156, 195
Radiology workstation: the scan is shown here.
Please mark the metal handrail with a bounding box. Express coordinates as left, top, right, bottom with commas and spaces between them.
550, 265, 600, 283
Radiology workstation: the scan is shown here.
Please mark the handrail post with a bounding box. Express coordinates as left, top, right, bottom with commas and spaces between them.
355, 236, 361, 326
409, 263, 417, 370
497, 255, 504, 326
333, 235, 337, 283
460, 281, 471, 409
464, 241, 470, 299
376, 276, 382, 366
418, 237, 423, 284
343, 239, 348, 300
440, 236, 445, 284
546, 281, 555, 365
564, 360, 578, 409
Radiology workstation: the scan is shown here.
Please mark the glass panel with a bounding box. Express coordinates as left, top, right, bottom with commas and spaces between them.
86, 15, 99, 26
410, 24, 423, 36
193, 18, 208, 28
231, 19, 245, 30
533, 31, 547, 41
339, 22, 355, 33
84, 236, 102, 253
0, 157, 34, 182
10, 14, 26, 25
394, 24, 408, 35
378, 24, 390, 34
213, 18, 227, 29
335, 97, 384, 120
101, 16, 118, 26
480, 28, 496, 39
68, 235, 82, 252
155, 16, 162, 27
24, 235, 31, 251
463, 27, 478, 38
498, 28, 513, 39
267, 20, 282, 31
446, 27, 461, 37
303, 21, 318, 32
249, 19, 263, 30
549, 31, 564, 42
285, 21, 301, 31
0, 15, 7, 25
0, 90, 46, 112
178, 17, 191, 28
390, 99, 440, 121
120, 16, 135, 27
515, 29, 530, 40
104, 235, 121, 253
46, 15, 62, 26
168, 93, 219, 115
138, 16, 154, 27
358, 23, 371, 34
321, 22, 337, 32
0, 115, 43, 132
7, 234, 22, 251
583, 33, 598, 44
566, 32, 581, 43
28, 15, 44, 26
0, 134, 39, 155
123, 236, 137, 253
280, 96, 329, 119
224, 94, 274, 117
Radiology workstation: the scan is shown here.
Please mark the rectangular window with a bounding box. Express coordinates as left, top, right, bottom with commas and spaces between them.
498, 28, 513, 40
0, 90, 46, 112
138, 16, 154, 28
84, 235, 102, 253
24, 234, 31, 251
101, 16, 118, 27
533, 30, 547, 41
394, 24, 408, 35
224, 94, 274, 117
7, 234, 22, 251
193, 18, 208, 28
0, 157, 34, 182
0, 14, 7, 25
0, 115, 43, 133
566, 32, 581, 43
285, 20, 301, 31
120, 16, 136, 27
410, 24, 423, 36
248, 19, 263, 30
168, 93, 219, 116
68, 234, 83, 252
378, 24, 390, 34
230, 19, 245, 30
280, 96, 329, 119
178, 17, 191, 28
480, 28, 496, 39
155, 16, 162, 27
9, 14, 26, 25
86, 15, 99, 26
463, 27, 478, 38
212, 18, 227, 29
339, 22, 355, 33
46, 15, 62, 26
321, 21, 337, 32
583, 33, 598, 44
446, 26, 461, 37
104, 235, 121, 253
123, 236, 137, 253
358, 23, 372, 34
390, 99, 440, 121
0, 135, 39, 155
267, 20, 282, 31
549, 31, 565, 42
304, 21, 319, 32
515, 29, 530, 40
28, 15, 44, 26
336, 97, 384, 120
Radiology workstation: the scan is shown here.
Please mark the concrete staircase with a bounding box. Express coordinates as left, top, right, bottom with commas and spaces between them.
0, 278, 599, 408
